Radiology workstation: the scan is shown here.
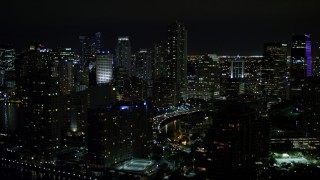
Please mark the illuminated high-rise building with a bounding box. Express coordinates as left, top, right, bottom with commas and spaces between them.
167, 21, 187, 104
230, 56, 244, 79
0, 45, 15, 89
261, 43, 288, 99
136, 49, 153, 97
0, 46, 15, 71
131, 54, 137, 77
208, 54, 221, 97
153, 41, 167, 79
186, 54, 219, 100
115, 36, 132, 78
219, 55, 262, 98
291, 34, 312, 79
52, 48, 75, 95
96, 51, 113, 84
136, 49, 152, 81
290, 34, 312, 99
94, 32, 103, 54
225, 56, 245, 99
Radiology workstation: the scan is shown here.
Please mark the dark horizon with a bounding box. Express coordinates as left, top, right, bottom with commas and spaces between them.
1, 0, 320, 55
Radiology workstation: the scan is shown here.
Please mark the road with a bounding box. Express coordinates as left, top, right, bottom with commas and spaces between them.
152, 106, 202, 136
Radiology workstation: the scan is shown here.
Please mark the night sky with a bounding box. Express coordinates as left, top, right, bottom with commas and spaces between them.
1, 0, 320, 55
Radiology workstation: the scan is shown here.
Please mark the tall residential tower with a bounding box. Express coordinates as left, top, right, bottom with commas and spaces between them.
115, 37, 132, 78
167, 21, 188, 104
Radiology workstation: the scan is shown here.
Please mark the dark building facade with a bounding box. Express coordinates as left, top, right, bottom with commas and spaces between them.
167, 21, 188, 104
203, 101, 269, 179
15, 42, 63, 161
290, 34, 312, 99
302, 77, 320, 131
115, 37, 132, 78
261, 42, 288, 100
78, 32, 102, 88
153, 41, 167, 80
87, 101, 152, 169
152, 77, 175, 107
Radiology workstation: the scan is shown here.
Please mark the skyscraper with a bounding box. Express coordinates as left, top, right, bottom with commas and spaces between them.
186, 54, 219, 100
0, 45, 15, 71
88, 102, 134, 168
153, 41, 167, 80
94, 32, 103, 54
230, 56, 244, 79
0, 45, 15, 89
167, 21, 187, 104
291, 34, 312, 78
79, 35, 95, 68
96, 51, 113, 84
79, 32, 103, 81
15, 42, 62, 161
261, 43, 288, 99
219, 55, 262, 99
136, 49, 152, 81
208, 54, 221, 97
115, 37, 132, 78
136, 49, 153, 97
290, 34, 312, 99
52, 48, 75, 95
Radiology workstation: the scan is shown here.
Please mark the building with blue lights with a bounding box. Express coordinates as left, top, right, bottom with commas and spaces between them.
290, 34, 312, 100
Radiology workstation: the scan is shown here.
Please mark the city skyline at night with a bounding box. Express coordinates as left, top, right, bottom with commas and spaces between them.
2, 1, 320, 179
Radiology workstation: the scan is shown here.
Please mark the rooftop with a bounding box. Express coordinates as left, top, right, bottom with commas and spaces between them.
115, 158, 157, 173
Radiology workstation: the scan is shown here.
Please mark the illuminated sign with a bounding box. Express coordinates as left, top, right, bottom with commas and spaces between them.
120, 106, 129, 110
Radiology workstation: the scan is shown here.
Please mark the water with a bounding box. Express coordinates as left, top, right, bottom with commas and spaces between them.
160, 112, 210, 137
162, 119, 181, 134
0, 162, 81, 180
